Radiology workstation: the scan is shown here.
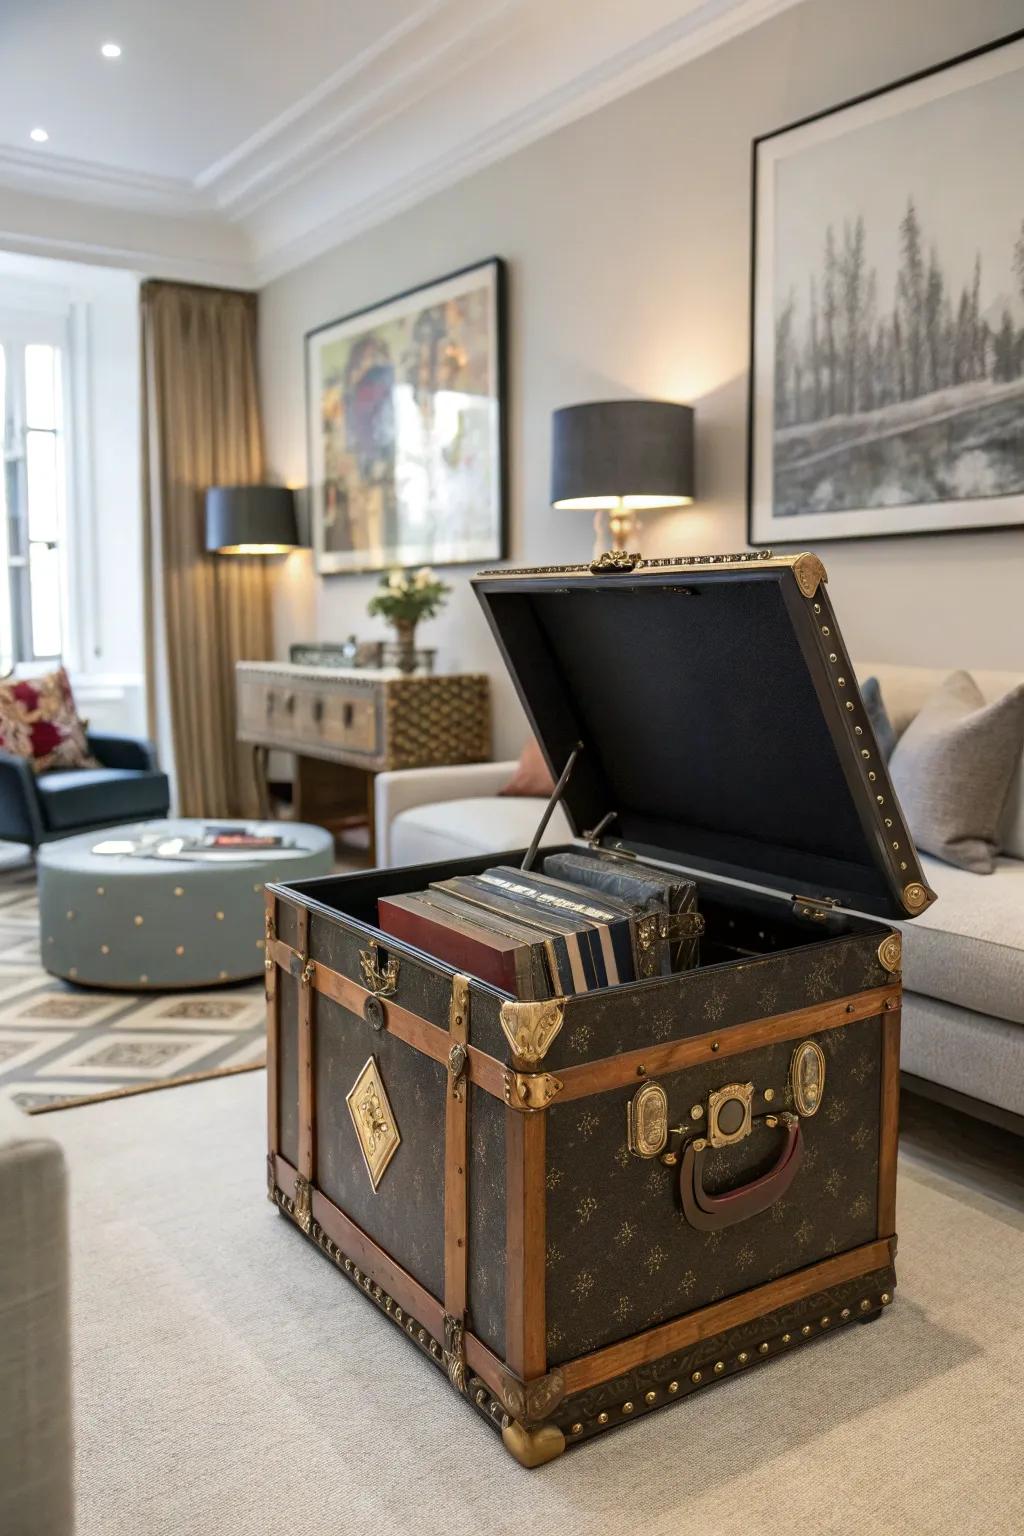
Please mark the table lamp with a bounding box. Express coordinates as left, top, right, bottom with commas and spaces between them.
550, 400, 695, 552
205, 485, 299, 554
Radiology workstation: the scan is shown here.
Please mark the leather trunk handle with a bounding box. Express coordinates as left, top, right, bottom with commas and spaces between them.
679, 1116, 803, 1231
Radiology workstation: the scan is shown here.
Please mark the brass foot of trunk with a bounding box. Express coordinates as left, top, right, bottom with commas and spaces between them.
501, 1420, 566, 1468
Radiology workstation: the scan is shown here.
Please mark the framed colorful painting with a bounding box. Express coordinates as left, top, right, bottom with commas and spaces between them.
748, 30, 1024, 544
305, 258, 507, 575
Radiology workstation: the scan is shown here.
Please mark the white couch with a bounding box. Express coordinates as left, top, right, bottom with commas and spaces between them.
374, 662, 1024, 1129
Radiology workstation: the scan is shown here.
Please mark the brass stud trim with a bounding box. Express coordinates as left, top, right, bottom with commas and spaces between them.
668, 1380, 679, 1393
570, 1422, 583, 1435
759, 1342, 769, 1354
801, 1324, 812, 1336
691, 1371, 702, 1383
597, 1412, 609, 1425
881, 1292, 892, 1305
860, 1299, 871, 1312
737, 1351, 749, 1364
644, 1390, 657, 1404
781, 1333, 792, 1344
622, 1401, 634, 1414
713, 1361, 725, 1374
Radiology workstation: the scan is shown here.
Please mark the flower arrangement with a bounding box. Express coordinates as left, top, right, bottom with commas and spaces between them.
367, 567, 450, 625
367, 567, 451, 671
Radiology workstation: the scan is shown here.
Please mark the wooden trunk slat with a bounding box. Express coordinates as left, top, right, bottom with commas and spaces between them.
444, 976, 470, 1322
554, 986, 898, 1103
559, 1238, 894, 1393
505, 1109, 547, 1379
877, 1008, 901, 1238
265, 891, 279, 1156
296, 909, 314, 1182
266, 938, 508, 1099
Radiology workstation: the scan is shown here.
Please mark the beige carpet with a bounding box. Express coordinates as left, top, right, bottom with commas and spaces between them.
55, 1071, 1023, 1536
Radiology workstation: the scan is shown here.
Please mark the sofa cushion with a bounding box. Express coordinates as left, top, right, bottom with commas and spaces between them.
901, 991, 1024, 1118
0, 665, 98, 773
899, 854, 1024, 1026
37, 768, 171, 833
856, 661, 1024, 860
860, 677, 897, 762
889, 671, 1024, 872
390, 796, 571, 866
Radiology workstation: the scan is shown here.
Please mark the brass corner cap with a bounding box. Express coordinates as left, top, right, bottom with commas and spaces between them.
792, 552, 828, 598
501, 1420, 566, 1468
499, 997, 566, 1065
901, 882, 937, 915
877, 932, 902, 974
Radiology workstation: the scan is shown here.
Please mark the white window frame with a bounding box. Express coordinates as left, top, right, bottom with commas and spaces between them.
0, 302, 76, 673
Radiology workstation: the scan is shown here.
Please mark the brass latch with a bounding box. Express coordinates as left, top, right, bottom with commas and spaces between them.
503, 1070, 563, 1111
792, 893, 840, 923
360, 942, 399, 997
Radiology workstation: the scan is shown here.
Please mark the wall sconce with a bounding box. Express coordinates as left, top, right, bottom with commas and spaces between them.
205, 485, 300, 555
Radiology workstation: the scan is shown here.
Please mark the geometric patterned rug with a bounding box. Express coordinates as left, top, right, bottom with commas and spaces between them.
0, 863, 266, 1114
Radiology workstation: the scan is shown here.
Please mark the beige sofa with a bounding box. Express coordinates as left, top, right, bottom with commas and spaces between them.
375, 662, 1024, 1129
0, 1095, 73, 1536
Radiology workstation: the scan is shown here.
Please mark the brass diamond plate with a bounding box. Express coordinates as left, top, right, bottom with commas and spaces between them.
346, 1057, 401, 1191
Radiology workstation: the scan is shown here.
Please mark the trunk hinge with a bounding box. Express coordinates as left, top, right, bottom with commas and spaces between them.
792, 893, 840, 923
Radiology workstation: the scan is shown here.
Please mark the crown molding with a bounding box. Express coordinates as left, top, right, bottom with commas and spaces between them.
248, 0, 805, 282
0, 144, 198, 216
0, 0, 804, 286
0, 225, 252, 290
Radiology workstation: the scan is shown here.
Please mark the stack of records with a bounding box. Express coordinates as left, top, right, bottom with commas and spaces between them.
376, 853, 704, 999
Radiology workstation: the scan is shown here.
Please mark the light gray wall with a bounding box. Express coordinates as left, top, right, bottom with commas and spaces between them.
260, 0, 1024, 763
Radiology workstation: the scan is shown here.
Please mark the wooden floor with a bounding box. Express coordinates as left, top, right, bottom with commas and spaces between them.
899, 1088, 1024, 1212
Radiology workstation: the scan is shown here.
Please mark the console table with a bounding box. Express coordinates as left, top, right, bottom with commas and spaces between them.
235, 662, 491, 861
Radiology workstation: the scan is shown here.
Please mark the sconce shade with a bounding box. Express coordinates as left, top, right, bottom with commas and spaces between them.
205, 485, 299, 554
551, 400, 695, 510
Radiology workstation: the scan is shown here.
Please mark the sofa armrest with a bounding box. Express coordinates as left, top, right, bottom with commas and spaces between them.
0, 1104, 73, 1536
0, 750, 46, 845
374, 761, 517, 867
87, 733, 159, 771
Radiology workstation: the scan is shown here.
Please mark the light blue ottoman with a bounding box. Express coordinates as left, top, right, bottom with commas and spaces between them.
38, 819, 334, 989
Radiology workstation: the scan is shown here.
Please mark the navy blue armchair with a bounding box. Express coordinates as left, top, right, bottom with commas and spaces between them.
0, 734, 170, 847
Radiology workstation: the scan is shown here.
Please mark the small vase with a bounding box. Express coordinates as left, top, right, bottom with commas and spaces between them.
393, 618, 418, 674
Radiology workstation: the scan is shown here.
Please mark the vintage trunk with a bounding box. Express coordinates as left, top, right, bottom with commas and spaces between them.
265, 550, 934, 1467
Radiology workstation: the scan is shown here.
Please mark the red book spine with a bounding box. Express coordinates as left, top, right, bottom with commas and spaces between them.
377, 899, 523, 994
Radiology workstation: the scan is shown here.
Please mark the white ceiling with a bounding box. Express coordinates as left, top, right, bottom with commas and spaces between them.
0, 0, 804, 285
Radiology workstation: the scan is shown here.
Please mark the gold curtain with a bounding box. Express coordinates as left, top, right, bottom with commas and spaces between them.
140, 280, 272, 817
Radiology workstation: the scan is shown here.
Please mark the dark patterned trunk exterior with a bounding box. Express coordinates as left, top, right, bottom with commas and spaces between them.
545, 1014, 881, 1363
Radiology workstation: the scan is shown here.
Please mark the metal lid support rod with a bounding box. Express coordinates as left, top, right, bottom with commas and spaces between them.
521, 743, 583, 872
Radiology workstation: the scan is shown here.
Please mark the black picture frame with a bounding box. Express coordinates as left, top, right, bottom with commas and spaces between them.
304, 256, 508, 575
747, 28, 1024, 547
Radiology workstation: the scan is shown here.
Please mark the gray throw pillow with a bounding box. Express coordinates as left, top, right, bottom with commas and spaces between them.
889, 670, 1024, 874
861, 676, 897, 762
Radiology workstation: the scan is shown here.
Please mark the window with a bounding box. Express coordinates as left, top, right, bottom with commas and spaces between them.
0, 322, 68, 667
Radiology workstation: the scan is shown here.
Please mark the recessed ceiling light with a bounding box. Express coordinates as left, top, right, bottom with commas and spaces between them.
30, 127, 49, 143
101, 41, 122, 59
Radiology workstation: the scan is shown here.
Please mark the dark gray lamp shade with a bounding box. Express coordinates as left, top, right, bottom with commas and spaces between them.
205, 485, 299, 553
551, 400, 695, 510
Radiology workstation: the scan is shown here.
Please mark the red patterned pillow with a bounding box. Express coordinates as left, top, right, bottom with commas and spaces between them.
0, 667, 98, 774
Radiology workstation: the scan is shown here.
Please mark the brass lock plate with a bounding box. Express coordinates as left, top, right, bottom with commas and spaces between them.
706, 1082, 754, 1148
790, 1039, 826, 1117
627, 1081, 669, 1157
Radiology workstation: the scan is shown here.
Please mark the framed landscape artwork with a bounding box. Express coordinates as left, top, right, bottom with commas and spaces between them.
749, 31, 1024, 544
306, 258, 506, 574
